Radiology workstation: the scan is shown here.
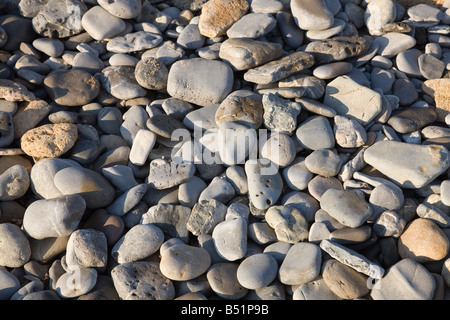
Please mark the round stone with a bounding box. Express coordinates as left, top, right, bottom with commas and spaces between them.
112, 224, 164, 264
134, 57, 168, 90
44, 70, 100, 106
236, 253, 278, 290
278, 242, 321, 285
55, 268, 97, 298
206, 262, 248, 300
20, 123, 78, 159
159, 243, 211, 281
97, 0, 142, 19
0, 270, 20, 300
65, 229, 108, 270
398, 218, 450, 263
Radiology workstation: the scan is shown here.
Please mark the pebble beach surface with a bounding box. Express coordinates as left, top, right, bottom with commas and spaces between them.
0, 0, 450, 301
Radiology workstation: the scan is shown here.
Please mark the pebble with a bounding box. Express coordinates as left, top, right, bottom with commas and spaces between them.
22, 194, 86, 239
291, 0, 334, 31
397, 218, 449, 263
112, 224, 164, 264
111, 261, 175, 300
167, 58, 233, 107
278, 243, 321, 285
0, 0, 449, 302
236, 253, 278, 289
324, 75, 383, 125
159, 242, 211, 281
219, 38, 282, 71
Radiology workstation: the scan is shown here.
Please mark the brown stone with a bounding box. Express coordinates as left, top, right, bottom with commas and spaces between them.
198, 0, 249, 38
13, 99, 52, 139
422, 79, 450, 121
0, 155, 32, 175
215, 95, 263, 128
398, 218, 449, 263
82, 209, 125, 247
322, 258, 369, 300
20, 123, 78, 158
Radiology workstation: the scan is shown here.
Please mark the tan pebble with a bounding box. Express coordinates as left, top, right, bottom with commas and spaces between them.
20, 123, 78, 159
398, 218, 449, 263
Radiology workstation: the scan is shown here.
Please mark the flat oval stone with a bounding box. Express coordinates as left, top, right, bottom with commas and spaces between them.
374, 32, 417, 58
291, 0, 334, 31
398, 218, 449, 263
106, 183, 147, 217
418, 53, 446, 80
396, 48, 422, 78
219, 38, 283, 71
320, 189, 373, 228
226, 13, 276, 39
106, 31, 163, 53
212, 217, 247, 261
260, 132, 296, 168
81, 5, 127, 41
322, 258, 369, 299
146, 114, 184, 139
44, 69, 100, 106
0, 223, 31, 267
22, 195, 86, 240
279, 75, 326, 100
282, 157, 314, 191
370, 258, 436, 300
243, 51, 315, 85
265, 205, 309, 243
305, 149, 344, 178
112, 224, 164, 263
295, 115, 335, 150
364, 140, 450, 189
99, 66, 147, 100
159, 243, 211, 281
313, 61, 353, 80
236, 253, 278, 289
178, 176, 207, 208
177, 23, 205, 50
53, 166, 115, 209
279, 242, 321, 285
21, 123, 78, 159
198, 176, 235, 204
167, 58, 234, 107
206, 262, 248, 299
387, 107, 437, 134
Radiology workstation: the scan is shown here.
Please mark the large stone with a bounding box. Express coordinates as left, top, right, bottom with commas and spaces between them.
305, 36, 369, 64
219, 38, 283, 71
291, 0, 334, 31
0, 223, 31, 267
364, 140, 450, 189
21, 123, 78, 159
323, 75, 383, 125
44, 70, 100, 106
167, 58, 234, 107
